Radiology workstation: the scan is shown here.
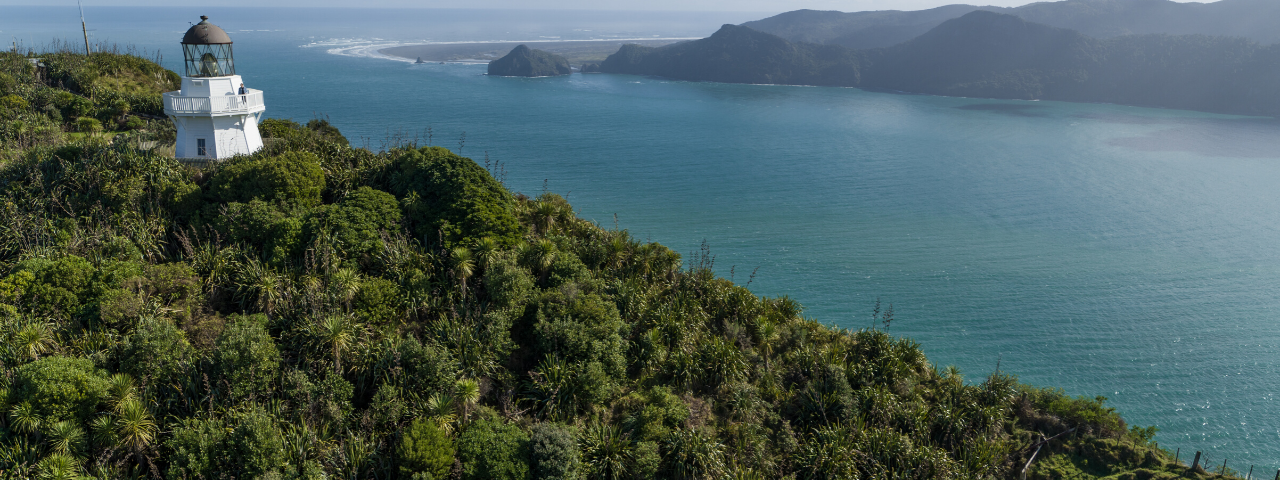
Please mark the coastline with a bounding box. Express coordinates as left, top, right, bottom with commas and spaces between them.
376, 38, 691, 64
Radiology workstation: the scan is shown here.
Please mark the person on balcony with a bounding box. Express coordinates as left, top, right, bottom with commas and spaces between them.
239, 83, 247, 104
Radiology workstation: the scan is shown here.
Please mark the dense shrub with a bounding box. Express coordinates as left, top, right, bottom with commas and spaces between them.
456, 417, 532, 480
74, 116, 101, 132
213, 314, 281, 401
383, 146, 521, 248
209, 151, 326, 207
308, 186, 403, 260
166, 407, 286, 480
529, 423, 581, 480
398, 418, 455, 479
117, 319, 195, 387
9, 356, 110, 425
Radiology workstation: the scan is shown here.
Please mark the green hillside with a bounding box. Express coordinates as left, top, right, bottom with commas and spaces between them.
0, 48, 178, 163
0, 51, 1245, 480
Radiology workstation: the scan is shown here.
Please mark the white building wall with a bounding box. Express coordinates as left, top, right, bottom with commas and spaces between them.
171, 74, 264, 160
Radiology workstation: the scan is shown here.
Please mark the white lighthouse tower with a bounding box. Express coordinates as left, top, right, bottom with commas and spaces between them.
163, 16, 265, 160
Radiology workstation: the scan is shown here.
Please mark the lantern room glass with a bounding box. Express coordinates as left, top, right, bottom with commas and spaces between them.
182, 43, 235, 77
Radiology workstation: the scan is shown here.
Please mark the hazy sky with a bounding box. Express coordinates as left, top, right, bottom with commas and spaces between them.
0, 0, 1219, 13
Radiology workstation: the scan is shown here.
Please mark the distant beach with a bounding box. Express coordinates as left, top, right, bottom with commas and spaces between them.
378, 39, 689, 65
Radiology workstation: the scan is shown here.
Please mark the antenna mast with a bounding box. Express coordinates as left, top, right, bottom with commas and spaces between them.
78, 1, 90, 55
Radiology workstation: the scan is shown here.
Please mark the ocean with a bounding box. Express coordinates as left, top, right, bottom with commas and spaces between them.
6, 5, 1280, 470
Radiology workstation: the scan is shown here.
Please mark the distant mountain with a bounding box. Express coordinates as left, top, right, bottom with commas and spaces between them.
744, 0, 1280, 49
599, 11, 1280, 116
597, 25, 863, 86
487, 45, 571, 77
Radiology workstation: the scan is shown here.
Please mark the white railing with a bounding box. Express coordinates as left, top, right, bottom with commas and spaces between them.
164, 89, 264, 115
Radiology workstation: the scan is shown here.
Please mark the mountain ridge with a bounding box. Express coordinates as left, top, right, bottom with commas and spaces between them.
743, 0, 1280, 49
599, 11, 1280, 116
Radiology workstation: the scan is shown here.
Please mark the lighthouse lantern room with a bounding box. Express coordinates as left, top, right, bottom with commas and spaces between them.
164, 16, 265, 160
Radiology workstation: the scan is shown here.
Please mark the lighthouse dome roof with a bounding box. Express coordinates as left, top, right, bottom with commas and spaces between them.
182, 16, 232, 45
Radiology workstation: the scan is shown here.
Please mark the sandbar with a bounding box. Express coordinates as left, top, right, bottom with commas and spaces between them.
379, 39, 687, 65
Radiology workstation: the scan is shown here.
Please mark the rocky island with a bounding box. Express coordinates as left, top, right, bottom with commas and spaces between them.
487, 44, 571, 77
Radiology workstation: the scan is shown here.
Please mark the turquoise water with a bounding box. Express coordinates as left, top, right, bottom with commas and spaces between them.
8, 6, 1280, 469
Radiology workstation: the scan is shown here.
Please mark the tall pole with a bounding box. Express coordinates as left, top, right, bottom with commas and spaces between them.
78, 1, 90, 55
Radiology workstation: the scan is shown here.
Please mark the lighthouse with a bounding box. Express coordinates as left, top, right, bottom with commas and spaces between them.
163, 16, 265, 160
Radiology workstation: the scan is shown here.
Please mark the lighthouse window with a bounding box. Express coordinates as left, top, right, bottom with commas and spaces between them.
197, 139, 207, 156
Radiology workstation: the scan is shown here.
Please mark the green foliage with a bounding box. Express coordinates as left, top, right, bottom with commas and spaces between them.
260, 117, 350, 146
529, 423, 581, 480
213, 314, 281, 401
74, 116, 101, 133
212, 199, 306, 263
398, 418, 455, 479
9, 356, 110, 425
209, 151, 326, 207
0, 94, 27, 110
116, 319, 194, 387
166, 406, 286, 479
456, 417, 532, 480
309, 186, 403, 260
383, 146, 521, 248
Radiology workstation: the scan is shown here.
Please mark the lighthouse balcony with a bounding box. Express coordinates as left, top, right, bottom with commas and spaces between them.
163, 89, 265, 116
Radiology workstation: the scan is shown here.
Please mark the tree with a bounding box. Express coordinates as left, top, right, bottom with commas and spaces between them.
311, 314, 363, 372
115, 398, 158, 467
116, 319, 194, 387
398, 418, 455, 480
450, 247, 475, 299
456, 378, 481, 424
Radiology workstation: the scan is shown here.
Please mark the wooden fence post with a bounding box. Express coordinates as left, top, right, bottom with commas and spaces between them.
1174, 448, 1180, 465
1191, 451, 1202, 471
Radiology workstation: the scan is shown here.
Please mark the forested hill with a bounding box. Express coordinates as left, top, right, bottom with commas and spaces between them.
0, 50, 1244, 479
743, 0, 1280, 50
599, 11, 1280, 117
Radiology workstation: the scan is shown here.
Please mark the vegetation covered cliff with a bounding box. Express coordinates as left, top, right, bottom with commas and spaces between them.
0, 50, 1247, 480
744, 0, 1280, 50
600, 12, 1280, 117
488, 45, 572, 77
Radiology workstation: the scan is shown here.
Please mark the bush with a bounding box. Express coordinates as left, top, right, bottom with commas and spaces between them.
533, 292, 625, 377
0, 94, 27, 110
209, 151, 326, 207
213, 314, 281, 401
398, 418, 455, 479
117, 319, 195, 386
74, 116, 101, 133
212, 200, 305, 264
308, 186, 402, 260
383, 146, 521, 248
9, 356, 110, 425
456, 417, 532, 480
122, 116, 145, 130
353, 276, 403, 325
530, 423, 581, 480
166, 406, 286, 479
